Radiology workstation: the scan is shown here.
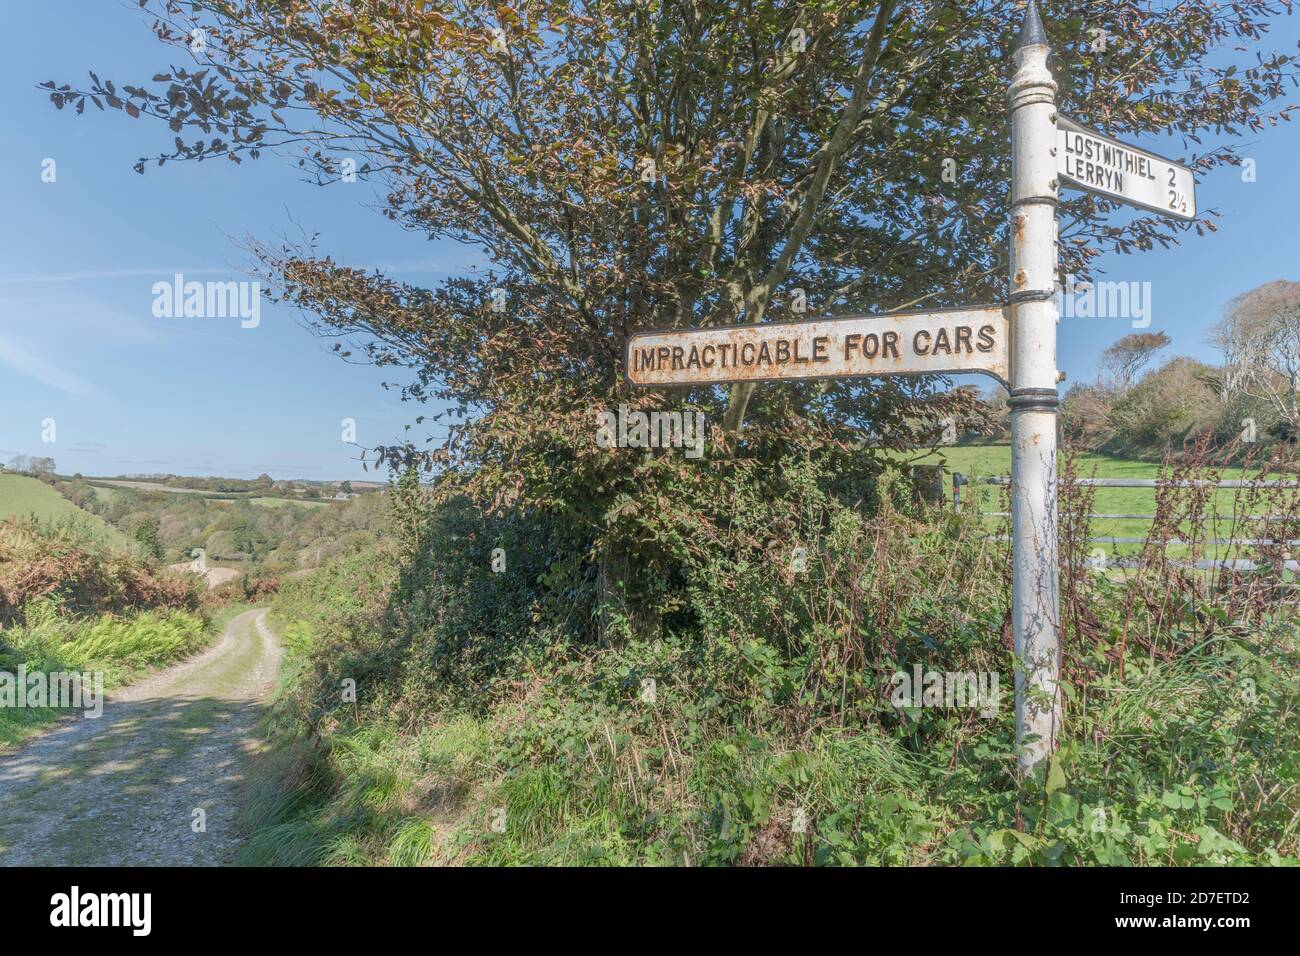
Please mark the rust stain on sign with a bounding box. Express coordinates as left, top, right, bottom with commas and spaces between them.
627, 305, 1010, 387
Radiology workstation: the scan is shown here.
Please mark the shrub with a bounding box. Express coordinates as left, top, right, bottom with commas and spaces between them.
0, 518, 200, 625
1103, 358, 1221, 457
245, 452, 1300, 866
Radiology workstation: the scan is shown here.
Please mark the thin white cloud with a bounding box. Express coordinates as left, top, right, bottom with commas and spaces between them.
0, 289, 163, 346
0, 268, 236, 285
0, 335, 89, 394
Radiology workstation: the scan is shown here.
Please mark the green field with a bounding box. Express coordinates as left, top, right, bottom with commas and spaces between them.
248, 496, 332, 509
204, 496, 332, 508
0, 475, 130, 548
905, 444, 1299, 560
86, 479, 335, 510
88, 479, 213, 494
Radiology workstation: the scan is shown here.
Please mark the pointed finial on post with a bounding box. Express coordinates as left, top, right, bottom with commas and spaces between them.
1018, 0, 1049, 50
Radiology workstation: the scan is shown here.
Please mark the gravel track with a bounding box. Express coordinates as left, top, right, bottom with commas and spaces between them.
0, 608, 281, 866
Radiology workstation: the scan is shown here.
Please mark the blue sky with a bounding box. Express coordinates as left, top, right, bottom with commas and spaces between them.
0, 1, 478, 481
1, 3, 1297, 480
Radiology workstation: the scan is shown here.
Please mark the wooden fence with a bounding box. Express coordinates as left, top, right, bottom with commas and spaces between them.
949, 471, 1300, 573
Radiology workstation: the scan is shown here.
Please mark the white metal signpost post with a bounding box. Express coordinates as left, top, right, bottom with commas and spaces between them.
625, 1, 1196, 776
1006, 1, 1195, 774
1006, 1, 1062, 776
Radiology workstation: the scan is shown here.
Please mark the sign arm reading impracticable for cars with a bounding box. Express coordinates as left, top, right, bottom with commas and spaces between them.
626, 305, 1010, 388
624, 1, 1196, 778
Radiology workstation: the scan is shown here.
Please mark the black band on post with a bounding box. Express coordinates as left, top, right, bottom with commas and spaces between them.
1007, 386, 1059, 411
1010, 195, 1059, 209
1009, 289, 1057, 304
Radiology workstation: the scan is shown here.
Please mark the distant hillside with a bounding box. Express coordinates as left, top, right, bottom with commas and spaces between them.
0, 474, 130, 549
86, 477, 360, 507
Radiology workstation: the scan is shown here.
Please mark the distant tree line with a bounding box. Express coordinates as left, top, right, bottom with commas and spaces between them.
48, 474, 384, 568
114, 472, 355, 496
1058, 280, 1300, 461
6, 456, 56, 475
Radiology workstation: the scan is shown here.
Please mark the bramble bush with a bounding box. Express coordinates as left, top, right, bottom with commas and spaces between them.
0, 517, 199, 625
244, 451, 1299, 866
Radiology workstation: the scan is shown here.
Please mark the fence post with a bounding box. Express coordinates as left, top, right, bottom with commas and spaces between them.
911, 464, 946, 507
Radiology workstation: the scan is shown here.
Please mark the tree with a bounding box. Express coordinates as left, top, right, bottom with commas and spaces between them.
1105, 357, 1219, 457
1059, 382, 1114, 450
1098, 331, 1170, 392
132, 515, 166, 563
339, 481, 354, 496
45, 1, 1294, 449
1213, 280, 1300, 430
44, 0, 1299, 627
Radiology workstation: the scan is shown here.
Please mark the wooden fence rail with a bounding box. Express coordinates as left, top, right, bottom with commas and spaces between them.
949, 470, 1300, 571
951, 471, 1300, 509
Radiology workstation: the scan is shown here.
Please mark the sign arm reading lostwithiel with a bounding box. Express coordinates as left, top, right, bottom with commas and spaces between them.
1055, 115, 1197, 220
624, 0, 1195, 777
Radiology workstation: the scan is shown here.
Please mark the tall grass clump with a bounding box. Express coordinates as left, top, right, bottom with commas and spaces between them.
0, 598, 210, 748
0, 520, 214, 749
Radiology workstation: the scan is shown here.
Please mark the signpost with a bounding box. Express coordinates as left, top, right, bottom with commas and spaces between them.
624, 1, 1196, 776
627, 306, 1010, 388
1006, 2, 1062, 775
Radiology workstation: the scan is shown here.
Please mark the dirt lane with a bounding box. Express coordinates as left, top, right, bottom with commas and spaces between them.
0, 608, 281, 866
166, 562, 241, 589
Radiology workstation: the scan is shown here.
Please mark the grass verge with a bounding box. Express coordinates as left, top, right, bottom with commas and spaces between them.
0, 601, 233, 752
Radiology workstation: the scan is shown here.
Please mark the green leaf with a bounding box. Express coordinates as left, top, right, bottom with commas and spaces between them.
1045, 754, 1067, 794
